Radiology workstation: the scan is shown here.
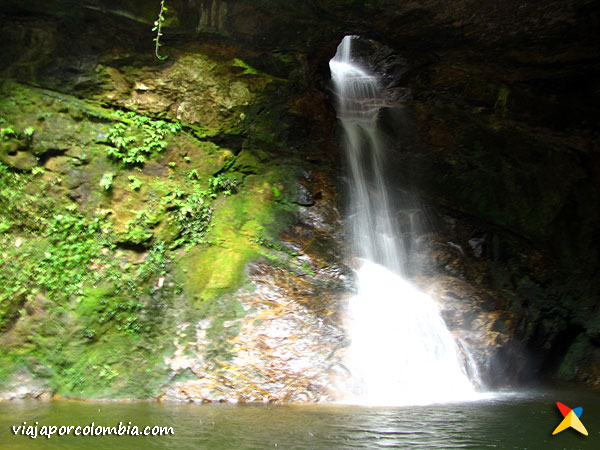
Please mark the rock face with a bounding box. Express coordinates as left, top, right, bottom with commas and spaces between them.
163, 261, 348, 403
0, 370, 52, 402
0, 0, 598, 401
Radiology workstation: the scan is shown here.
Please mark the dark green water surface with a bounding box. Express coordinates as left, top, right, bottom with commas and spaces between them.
1, 388, 599, 449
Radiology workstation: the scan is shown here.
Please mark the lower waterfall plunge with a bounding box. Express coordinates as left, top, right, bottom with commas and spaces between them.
330, 35, 479, 405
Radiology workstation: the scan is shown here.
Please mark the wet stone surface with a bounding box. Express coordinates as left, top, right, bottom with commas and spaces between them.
162, 262, 349, 403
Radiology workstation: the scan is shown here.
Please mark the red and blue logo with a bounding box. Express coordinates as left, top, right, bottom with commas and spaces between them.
552, 402, 588, 436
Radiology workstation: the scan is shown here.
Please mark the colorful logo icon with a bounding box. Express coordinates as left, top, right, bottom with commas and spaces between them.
552, 402, 588, 436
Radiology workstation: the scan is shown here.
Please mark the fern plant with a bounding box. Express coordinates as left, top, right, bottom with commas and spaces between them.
106, 111, 181, 166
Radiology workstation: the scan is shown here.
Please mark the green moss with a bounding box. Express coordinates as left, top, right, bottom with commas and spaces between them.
0, 152, 175, 396
0, 356, 19, 384
176, 157, 297, 303
0, 60, 306, 397
0, 236, 175, 397
0, 179, 106, 313
128, 175, 143, 191
124, 210, 160, 244
45, 330, 169, 398
232, 58, 260, 75
169, 152, 298, 364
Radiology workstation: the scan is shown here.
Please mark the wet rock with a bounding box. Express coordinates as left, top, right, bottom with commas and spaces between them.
576, 345, 600, 386
292, 182, 315, 207
424, 274, 522, 387
468, 235, 487, 258
161, 166, 349, 403
0, 149, 37, 171
0, 370, 53, 401
162, 263, 348, 403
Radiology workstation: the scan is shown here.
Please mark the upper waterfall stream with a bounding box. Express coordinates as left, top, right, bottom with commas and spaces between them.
330, 35, 478, 405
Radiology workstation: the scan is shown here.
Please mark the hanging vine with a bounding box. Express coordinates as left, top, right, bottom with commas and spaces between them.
153, 0, 168, 61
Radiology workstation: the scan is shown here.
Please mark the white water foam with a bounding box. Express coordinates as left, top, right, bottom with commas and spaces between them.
345, 261, 480, 405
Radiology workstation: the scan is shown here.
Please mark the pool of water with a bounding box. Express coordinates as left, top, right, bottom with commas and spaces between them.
1, 388, 598, 449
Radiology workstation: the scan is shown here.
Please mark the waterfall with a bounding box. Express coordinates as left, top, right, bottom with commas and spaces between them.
330, 35, 478, 405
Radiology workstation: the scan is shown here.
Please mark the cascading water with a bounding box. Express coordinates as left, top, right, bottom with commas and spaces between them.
330, 35, 478, 405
